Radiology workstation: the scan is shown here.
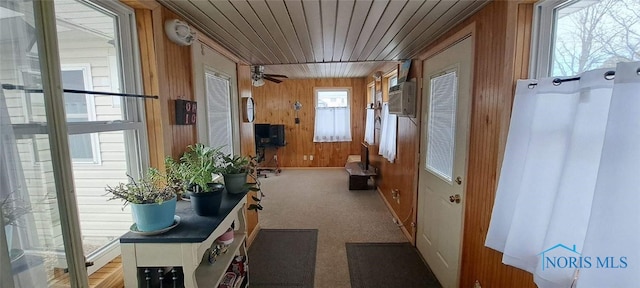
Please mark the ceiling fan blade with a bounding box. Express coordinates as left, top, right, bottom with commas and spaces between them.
263, 76, 283, 83
264, 73, 288, 78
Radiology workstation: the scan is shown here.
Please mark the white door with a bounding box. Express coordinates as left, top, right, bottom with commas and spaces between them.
417, 36, 473, 288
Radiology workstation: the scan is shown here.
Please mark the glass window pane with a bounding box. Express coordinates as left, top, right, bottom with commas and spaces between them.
426, 71, 458, 181
551, 0, 640, 76
72, 130, 134, 256
2, 1, 71, 286
54, 0, 144, 274
316, 90, 348, 108
206, 72, 233, 155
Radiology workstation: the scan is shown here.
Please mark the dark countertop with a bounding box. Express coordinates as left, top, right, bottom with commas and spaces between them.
119, 191, 247, 244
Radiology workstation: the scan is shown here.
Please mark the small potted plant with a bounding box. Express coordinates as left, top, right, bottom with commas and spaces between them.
178, 144, 225, 216
1, 193, 31, 249
217, 153, 258, 195
105, 169, 178, 232
214, 151, 264, 211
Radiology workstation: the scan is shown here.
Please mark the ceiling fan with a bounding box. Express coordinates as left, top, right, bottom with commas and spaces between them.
251, 65, 288, 87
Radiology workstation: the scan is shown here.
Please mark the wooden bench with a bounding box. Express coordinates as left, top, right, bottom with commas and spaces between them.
345, 162, 377, 190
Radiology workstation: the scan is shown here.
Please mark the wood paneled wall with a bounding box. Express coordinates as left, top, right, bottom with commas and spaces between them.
252, 78, 367, 167
137, 6, 197, 166
416, 1, 536, 287
237, 64, 259, 239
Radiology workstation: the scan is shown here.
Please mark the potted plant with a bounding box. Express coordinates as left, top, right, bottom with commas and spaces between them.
217, 153, 257, 194
178, 144, 225, 216
105, 169, 177, 232
1, 193, 31, 249
214, 151, 264, 211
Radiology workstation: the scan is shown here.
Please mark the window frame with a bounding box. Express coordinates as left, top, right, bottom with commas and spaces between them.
12, 0, 149, 277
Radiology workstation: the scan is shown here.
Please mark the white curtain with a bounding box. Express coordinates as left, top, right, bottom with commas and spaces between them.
378, 103, 397, 162
485, 62, 640, 288
313, 107, 352, 142
364, 108, 375, 144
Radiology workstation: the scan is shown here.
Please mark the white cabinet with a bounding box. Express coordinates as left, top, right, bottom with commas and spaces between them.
120, 193, 249, 288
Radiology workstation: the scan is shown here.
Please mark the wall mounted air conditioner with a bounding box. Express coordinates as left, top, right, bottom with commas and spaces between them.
388, 81, 416, 117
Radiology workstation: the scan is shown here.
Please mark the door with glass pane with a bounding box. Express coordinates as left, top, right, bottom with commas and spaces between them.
1, 0, 145, 286
417, 36, 473, 288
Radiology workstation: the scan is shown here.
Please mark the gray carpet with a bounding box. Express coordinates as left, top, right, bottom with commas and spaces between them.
248, 229, 318, 288
346, 242, 441, 288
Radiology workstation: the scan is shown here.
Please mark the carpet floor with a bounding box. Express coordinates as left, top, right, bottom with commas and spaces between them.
346, 242, 441, 288
257, 169, 413, 287
248, 229, 318, 288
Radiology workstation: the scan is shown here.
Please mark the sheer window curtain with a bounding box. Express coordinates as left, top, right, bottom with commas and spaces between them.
485, 62, 640, 288
364, 108, 375, 144
378, 103, 397, 162
313, 107, 352, 142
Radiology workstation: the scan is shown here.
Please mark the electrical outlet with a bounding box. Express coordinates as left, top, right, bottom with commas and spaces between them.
309, 155, 314, 160
391, 189, 400, 204
303, 155, 307, 160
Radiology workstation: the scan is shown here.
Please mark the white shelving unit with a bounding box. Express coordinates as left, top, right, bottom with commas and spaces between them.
120, 193, 249, 288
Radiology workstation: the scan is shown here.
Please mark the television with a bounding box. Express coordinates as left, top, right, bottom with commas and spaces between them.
255, 124, 271, 146
360, 142, 369, 171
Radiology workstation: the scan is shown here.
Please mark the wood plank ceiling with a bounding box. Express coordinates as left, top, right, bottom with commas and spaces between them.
159, 0, 489, 78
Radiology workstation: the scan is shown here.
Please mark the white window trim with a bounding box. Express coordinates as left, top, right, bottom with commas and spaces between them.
61, 64, 102, 164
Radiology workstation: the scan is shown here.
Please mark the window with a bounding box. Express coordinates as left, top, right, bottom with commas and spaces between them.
426, 71, 458, 181
62, 66, 100, 163
367, 82, 375, 107
378, 70, 398, 162
533, 0, 640, 77
389, 75, 398, 87
1, 0, 145, 285
205, 71, 233, 155
313, 88, 352, 142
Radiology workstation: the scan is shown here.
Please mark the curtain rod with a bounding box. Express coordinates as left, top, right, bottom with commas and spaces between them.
528, 70, 616, 89
1, 83, 159, 99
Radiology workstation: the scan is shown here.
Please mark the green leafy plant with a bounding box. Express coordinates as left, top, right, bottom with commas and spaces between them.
218, 153, 253, 175
215, 150, 264, 211
1, 193, 31, 226
105, 168, 178, 208
178, 144, 224, 193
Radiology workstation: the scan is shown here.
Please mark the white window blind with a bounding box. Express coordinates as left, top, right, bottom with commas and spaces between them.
205, 72, 232, 155
426, 71, 458, 181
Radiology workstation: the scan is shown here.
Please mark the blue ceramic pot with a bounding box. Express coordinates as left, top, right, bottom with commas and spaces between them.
131, 196, 177, 232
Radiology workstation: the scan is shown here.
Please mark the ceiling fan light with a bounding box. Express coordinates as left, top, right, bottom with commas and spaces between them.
252, 78, 265, 87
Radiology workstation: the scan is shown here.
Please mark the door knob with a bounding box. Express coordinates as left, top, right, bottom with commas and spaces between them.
449, 194, 461, 204
455, 177, 462, 185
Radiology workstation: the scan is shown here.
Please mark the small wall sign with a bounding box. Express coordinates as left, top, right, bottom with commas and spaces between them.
175, 99, 197, 125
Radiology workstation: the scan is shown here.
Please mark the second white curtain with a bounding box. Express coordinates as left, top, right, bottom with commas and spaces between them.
378, 103, 397, 162
313, 107, 352, 142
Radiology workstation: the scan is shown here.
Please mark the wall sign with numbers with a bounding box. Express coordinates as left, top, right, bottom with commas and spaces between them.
175, 99, 197, 125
